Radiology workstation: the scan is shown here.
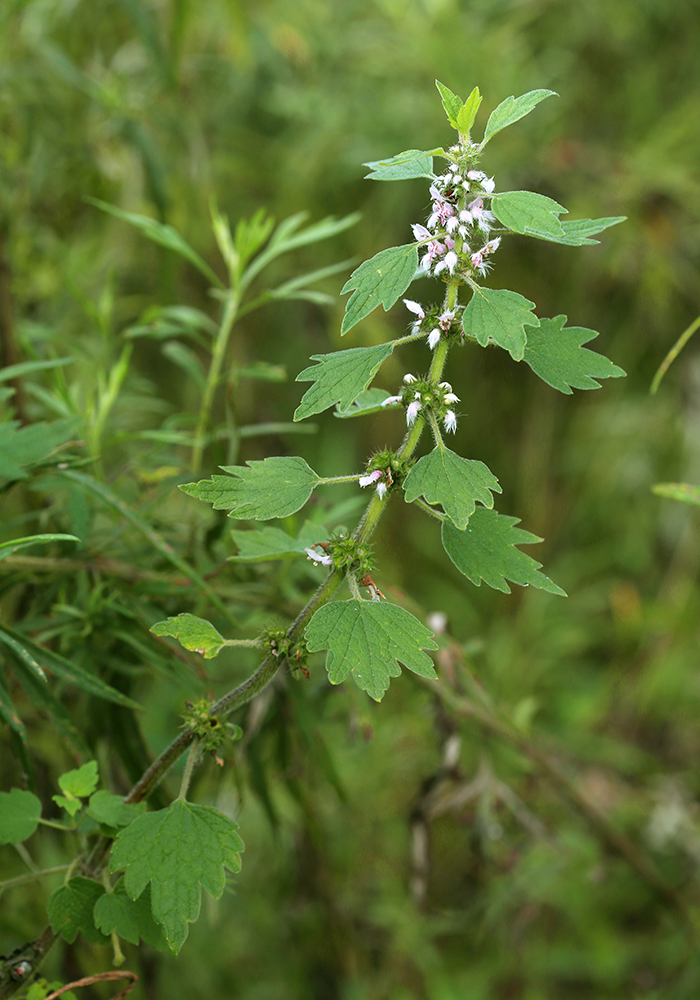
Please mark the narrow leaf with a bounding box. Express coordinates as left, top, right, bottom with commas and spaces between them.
86, 197, 223, 288
491, 191, 567, 238
652, 483, 700, 506
294, 344, 395, 421
435, 80, 462, 128
180, 456, 319, 521
456, 86, 482, 136
0, 788, 42, 844
110, 799, 244, 954
442, 509, 566, 595
463, 287, 539, 361
341, 245, 418, 336
0, 673, 27, 749
364, 149, 436, 181
6, 658, 89, 755
403, 447, 501, 529
0, 358, 75, 383
482, 89, 557, 144
47, 877, 109, 945
150, 614, 226, 659
0, 534, 79, 562
522, 315, 625, 393
305, 600, 438, 702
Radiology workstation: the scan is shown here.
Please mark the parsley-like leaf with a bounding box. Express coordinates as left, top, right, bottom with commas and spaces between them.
294, 344, 395, 420
481, 89, 557, 145
462, 287, 539, 361
442, 510, 566, 596
0, 788, 42, 844
340, 245, 418, 335
403, 447, 501, 529
522, 315, 626, 393
305, 600, 438, 702
47, 877, 109, 945
491, 191, 567, 239
110, 799, 244, 954
150, 614, 226, 658
180, 456, 319, 520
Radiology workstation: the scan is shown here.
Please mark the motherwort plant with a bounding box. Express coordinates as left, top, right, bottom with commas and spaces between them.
0, 83, 627, 989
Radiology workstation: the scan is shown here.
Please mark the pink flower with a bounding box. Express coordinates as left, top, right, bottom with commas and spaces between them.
434, 250, 458, 276
359, 469, 383, 488
376, 482, 388, 499
305, 546, 333, 567
403, 299, 425, 320
406, 400, 422, 425
439, 310, 455, 331
428, 329, 441, 350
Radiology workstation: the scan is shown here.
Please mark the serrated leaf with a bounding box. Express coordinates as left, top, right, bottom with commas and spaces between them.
334, 388, 393, 418
482, 89, 557, 144
0, 788, 42, 844
58, 760, 99, 799
363, 149, 437, 181
150, 614, 226, 658
435, 80, 462, 128
110, 799, 244, 954
47, 877, 109, 945
0, 417, 81, 480
403, 447, 501, 529
463, 287, 539, 361
534, 215, 627, 246
180, 456, 319, 520
442, 509, 566, 595
229, 522, 323, 562
87, 790, 147, 829
294, 344, 395, 420
86, 197, 223, 288
340, 245, 418, 336
522, 315, 626, 393
491, 191, 567, 238
305, 600, 438, 702
456, 86, 482, 137
0, 534, 79, 562
652, 482, 700, 506
93, 880, 168, 950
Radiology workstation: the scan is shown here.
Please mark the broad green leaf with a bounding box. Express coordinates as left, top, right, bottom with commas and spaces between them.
305, 600, 438, 702
652, 483, 700, 506
435, 80, 462, 128
150, 614, 226, 658
47, 877, 109, 945
0, 788, 42, 844
534, 215, 627, 246
463, 287, 539, 361
53, 760, 99, 815
403, 447, 501, 529
0, 417, 81, 481
482, 89, 557, 144
27, 980, 76, 1000
294, 344, 395, 421
334, 388, 393, 418
86, 197, 223, 288
180, 456, 319, 520
0, 534, 79, 562
110, 799, 244, 954
364, 149, 437, 181
341, 245, 418, 336
0, 358, 74, 383
442, 509, 566, 595
0, 624, 142, 710
522, 316, 626, 393
93, 880, 168, 950
456, 86, 482, 137
87, 790, 147, 829
229, 522, 324, 562
491, 191, 567, 239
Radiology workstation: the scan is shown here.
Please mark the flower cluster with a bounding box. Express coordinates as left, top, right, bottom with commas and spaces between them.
403, 299, 463, 350
306, 534, 373, 576
357, 448, 413, 500
381, 374, 460, 435
411, 157, 500, 282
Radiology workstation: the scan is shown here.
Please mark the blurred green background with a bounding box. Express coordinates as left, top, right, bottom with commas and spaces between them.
2, 0, 700, 997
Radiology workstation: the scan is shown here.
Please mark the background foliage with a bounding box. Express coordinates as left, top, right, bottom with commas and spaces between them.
2, 0, 700, 997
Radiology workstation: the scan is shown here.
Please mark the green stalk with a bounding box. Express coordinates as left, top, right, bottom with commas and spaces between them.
192, 290, 241, 474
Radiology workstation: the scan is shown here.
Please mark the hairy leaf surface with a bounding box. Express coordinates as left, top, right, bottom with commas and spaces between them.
403, 447, 501, 529
181, 456, 319, 520
341, 245, 418, 335
294, 344, 395, 420
522, 316, 626, 393
463, 287, 539, 361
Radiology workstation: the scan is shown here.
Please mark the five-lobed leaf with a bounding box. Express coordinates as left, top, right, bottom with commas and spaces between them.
294, 344, 395, 421
305, 600, 438, 702
482, 89, 557, 145
0, 788, 42, 844
442, 509, 566, 595
110, 799, 244, 954
150, 613, 226, 659
462, 287, 540, 361
47, 877, 110, 945
491, 190, 567, 239
403, 447, 501, 529
521, 315, 626, 393
363, 149, 438, 181
340, 244, 418, 335
93, 880, 168, 950
180, 456, 319, 520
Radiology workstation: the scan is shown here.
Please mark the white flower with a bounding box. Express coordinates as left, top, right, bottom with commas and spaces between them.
412, 223, 432, 242
376, 482, 387, 499
444, 392, 460, 404
468, 197, 496, 234
359, 469, 383, 488
467, 169, 486, 182
305, 546, 333, 567
403, 299, 425, 319
445, 216, 459, 233
482, 176, 495, 194
381, 394, 402, 407
438, 309, 455, 331
428, 329, 441, 350
435, 250, 458, 276
459, 209, 473, 224
406, 400, 422, 425
403, 372, 417, 383
444, 410, 457, 433
439, 382, 453, 391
